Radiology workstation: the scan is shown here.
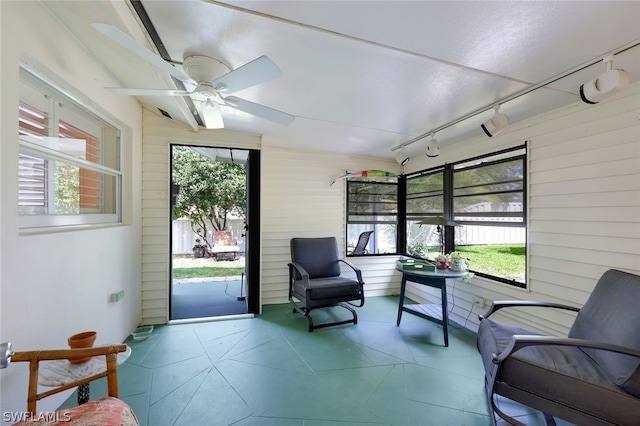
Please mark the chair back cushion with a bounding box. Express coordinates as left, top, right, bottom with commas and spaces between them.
213, 231, 234, 246
569, 269, 640, 397
291, 237, 341, 279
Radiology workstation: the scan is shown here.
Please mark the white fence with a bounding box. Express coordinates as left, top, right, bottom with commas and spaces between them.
455, 225, 524, 245
172, 218, 246, 255
409, 202, 525, 249
175, 203, 523, 255
456, 202, 524, 245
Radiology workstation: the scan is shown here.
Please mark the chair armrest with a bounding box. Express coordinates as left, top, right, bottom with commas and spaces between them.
338, 259, 364, 283
288, 262, 310, 287
492, 335, 640, 364
10, 344, 127, 362
10, 344, 127, 414
481, 300, 580, 319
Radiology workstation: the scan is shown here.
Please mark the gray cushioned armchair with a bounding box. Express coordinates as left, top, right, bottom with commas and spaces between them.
477, 269, 640, 425
288, 237, 365, 332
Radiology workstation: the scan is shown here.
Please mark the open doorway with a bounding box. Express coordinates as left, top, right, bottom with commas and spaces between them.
169, 145, 259, 321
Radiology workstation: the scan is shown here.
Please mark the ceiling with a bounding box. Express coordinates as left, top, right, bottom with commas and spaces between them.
43, 1, 640, 161
188, 146, 249, 164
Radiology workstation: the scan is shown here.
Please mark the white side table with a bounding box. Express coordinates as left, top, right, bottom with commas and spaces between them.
38, 344, 131, 404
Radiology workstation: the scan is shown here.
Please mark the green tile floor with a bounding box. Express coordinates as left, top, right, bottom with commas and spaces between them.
63, 296, 575, 425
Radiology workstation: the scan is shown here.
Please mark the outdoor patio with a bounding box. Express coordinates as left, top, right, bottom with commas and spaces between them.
171, 276, 248, 320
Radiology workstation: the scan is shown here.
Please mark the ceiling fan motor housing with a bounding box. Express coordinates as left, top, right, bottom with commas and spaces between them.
183, 55, 231, 86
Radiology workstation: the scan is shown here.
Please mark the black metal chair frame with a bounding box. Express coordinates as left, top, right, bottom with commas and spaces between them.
288, 237, 365, 332
477, 269, 640, 426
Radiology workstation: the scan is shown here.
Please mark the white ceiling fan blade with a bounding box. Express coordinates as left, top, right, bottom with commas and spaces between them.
106, 87, 192, 96
211, 56, 282, 94
224, 96, 295, 126
199, 101, 225, 129
92, 23, 190, 82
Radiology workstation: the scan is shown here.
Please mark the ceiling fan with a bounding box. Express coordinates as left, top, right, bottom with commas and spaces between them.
91, 23, 295, 129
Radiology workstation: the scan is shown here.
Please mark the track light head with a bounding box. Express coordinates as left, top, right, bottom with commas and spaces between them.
481, 106, 509, 137
580, 55, 630, 104
426, 135, 439, 157
394, 149, 410, 166
580, 69, 629, 104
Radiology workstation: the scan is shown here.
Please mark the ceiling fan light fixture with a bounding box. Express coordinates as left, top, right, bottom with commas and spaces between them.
200, 99, 224, 129
394, 149, 410, 166
426, 135, 439, 157
481, 105, 509, 137
90, 25, 293, 127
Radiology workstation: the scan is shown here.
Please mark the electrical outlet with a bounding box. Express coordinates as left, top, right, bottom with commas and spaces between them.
112, 290, 125, 302
472, 295, 487, 308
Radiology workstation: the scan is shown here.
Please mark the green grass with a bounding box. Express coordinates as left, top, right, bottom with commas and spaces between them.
172, 257, 245, 279
455, 244, 525, 282
172, 244, 526, 282
172, 266, 245, 279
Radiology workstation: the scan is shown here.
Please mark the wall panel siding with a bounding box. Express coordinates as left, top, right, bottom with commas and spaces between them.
140, 109, 261, 324
139, 86, 638, 335
260, 146, 401, 306
140, 111, 403, 322
404, 83, 640, 335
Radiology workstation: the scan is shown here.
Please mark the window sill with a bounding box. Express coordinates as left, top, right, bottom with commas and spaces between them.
19, 222, 126, 236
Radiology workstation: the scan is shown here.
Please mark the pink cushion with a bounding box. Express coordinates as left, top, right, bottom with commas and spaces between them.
213, 231, 233, 246
12, 397, 138, 425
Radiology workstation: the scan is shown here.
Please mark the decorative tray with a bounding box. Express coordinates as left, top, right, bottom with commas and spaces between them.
396, 258, 436, 271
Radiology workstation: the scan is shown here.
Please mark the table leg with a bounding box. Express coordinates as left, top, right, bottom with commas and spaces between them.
77, 383, 90, 404
441, 281, 449, 347
397, 276, 407, 326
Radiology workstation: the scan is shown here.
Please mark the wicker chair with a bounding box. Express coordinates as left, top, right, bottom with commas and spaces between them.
4, 344, 138, 425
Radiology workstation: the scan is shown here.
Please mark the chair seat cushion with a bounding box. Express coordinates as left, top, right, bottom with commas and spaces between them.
478, 318, 640, 425
12, 397, 138, 425
293, 277, 361, 301
210, 245, 239, 253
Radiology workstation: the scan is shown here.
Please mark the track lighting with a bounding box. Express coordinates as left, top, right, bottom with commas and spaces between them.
426, 134, 439, 157
580, 55, 629, 104
481, 105, 510, 138
394, 149, 410, 166
200, 98, 224, 129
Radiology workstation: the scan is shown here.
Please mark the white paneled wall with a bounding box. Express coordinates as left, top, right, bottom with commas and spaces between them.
405, 82, 640, 335
140, 109, 401, 323
260, 146, 402, 306
140, 85, 639, 336
140, 109, 261, 324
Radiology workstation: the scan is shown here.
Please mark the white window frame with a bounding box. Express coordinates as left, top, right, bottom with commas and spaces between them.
18, 64, 123, 230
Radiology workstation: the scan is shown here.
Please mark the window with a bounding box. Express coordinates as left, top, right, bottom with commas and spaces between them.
346, 179, 398, 254
452, 148, 526, 286
18, 67, 121, 229
342, 147, 526, 286
406, 168, 445, 257
401, 146, 527, 286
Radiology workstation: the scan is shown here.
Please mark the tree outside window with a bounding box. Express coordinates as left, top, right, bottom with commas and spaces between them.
171, 146, 246, 254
